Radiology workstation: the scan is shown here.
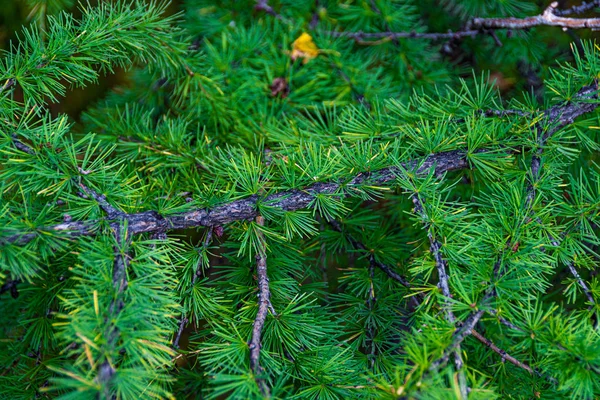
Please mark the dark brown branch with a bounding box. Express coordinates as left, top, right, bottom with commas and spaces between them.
328, 29, 481, 42
249, 216, 273, 397
470, 329, 533, 374
3, 149, 471, 247
329, 2, 600, 45
2, 83, 598, 254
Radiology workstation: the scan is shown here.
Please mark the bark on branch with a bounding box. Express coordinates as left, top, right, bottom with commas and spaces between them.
412, 193, 468, 398
3, 149, 471, 246
249, 216, 273, 397
2, 84, 598, 255
428, 81, 600, 372
470, 329, 533, 374
329, 2, 600, 44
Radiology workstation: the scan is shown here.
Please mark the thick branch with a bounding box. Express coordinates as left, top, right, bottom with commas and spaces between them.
3, 149, 471, 246
2, 84, 598, 255
249, 216, 273, 397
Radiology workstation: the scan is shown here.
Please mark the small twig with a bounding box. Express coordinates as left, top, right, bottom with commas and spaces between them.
328, 219, 423, 310
366, 256, 377, 369
411, 193, 468, 398
546, 0, 600, 17
0, 278, 21, 299
11, 135, 34, 155
173, 229, 213, 349
329, 2, 600, 46
470, 329, 533, 374
78, 183, 125, 219
254, 0, 286, 22
0, 78, 16, 94
249, 216, 273, 397
172, 317, 188, 350
98, 223, 130, 397
328, 220, 412, 288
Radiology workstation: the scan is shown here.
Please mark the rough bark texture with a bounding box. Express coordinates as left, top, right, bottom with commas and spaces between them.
249, 216, 272, 397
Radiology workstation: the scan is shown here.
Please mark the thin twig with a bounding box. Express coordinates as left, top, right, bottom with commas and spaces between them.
173, 229, 213, 349
0, 278, 21, 299
487, 309, 522, 332
470, 329, 533, 374
328, 2, 600, 45
78, 183, 124, 219
412, 193, 468, 398
249, 215, 273, 397
328, 220, 412, 288
172, 317, 188, 350
254, 0, 286, 22
366, 256, 377, 369
98, 223, 130, 397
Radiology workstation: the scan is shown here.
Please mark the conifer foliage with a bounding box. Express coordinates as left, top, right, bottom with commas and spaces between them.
1, 0, 600, 398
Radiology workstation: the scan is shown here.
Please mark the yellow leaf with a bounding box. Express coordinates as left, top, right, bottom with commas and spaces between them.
291, 33, 319, 64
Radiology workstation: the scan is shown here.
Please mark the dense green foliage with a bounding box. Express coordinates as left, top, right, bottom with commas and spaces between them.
1, 0, 600, 399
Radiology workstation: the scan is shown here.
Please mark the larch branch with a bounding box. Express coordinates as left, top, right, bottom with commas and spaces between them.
329, 2, 600, 45
249, 215, 273, 397
470, 329, 533, 374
